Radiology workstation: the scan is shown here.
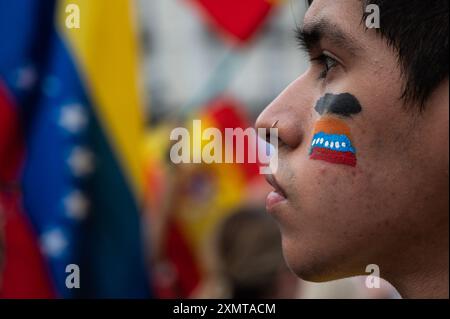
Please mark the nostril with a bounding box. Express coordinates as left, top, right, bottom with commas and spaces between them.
264, 127, 286, 150
265, 128, 277, 144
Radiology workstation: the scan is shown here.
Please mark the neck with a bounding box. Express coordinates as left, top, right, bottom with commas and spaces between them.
386, 227, 449, 299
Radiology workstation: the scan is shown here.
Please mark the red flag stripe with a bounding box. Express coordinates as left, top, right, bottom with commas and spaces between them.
0, 82, 55, 298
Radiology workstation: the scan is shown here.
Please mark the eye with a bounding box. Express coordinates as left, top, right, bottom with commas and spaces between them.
311, 53, 338, 80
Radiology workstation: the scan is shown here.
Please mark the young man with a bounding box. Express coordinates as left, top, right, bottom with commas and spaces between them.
256, 0, 448, 298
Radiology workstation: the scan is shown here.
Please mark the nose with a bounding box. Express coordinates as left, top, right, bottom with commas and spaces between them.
255, 76, 313, 150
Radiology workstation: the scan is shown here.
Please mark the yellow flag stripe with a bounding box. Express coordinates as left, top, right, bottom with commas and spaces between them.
57, 0, 145, 198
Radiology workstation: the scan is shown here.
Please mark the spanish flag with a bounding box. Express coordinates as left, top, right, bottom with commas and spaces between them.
0, 0, 151, 298
145, 98, 262, 297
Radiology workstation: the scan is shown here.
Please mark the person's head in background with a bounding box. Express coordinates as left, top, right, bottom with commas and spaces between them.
216, 206, 299, 299
256, 0, 448, 298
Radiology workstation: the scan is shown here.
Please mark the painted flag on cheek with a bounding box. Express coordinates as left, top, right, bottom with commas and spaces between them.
309, 117, 357, 167
186, 0, 277, 44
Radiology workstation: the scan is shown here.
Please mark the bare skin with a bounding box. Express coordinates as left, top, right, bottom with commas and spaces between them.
256, 0, 449, 298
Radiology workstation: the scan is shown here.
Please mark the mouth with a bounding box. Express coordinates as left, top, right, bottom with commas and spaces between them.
265, 174, 287, 211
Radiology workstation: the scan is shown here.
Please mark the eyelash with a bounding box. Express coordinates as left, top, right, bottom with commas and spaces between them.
311, 54, 338, 80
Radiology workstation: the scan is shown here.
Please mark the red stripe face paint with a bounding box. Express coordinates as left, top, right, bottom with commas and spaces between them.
309, 93, 362, 167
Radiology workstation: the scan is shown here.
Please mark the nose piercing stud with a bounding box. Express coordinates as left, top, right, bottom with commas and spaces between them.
271, 120, 279, 129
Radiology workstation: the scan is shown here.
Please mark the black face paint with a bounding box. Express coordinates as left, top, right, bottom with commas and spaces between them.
314, 93, 362, 117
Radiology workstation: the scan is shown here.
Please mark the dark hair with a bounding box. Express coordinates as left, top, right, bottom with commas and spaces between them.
307, 0, 449, 110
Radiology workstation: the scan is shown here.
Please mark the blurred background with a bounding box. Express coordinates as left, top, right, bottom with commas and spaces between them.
0, 0, 399, 298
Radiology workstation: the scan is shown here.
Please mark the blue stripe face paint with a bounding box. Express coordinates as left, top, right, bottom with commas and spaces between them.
309, 132, 356, 154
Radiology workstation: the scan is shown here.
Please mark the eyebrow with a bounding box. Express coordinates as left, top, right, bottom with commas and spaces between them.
296, 19, 362, 56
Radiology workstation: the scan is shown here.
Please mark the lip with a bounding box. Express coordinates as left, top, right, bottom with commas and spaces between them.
265, 174, 287, 211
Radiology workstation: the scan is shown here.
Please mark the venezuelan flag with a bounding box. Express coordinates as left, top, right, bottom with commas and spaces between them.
0, 0, 151, 298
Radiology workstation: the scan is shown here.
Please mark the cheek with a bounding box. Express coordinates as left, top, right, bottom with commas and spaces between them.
287, 155, 383, 235
278, 150, 406, 276
304, 165, 365, 210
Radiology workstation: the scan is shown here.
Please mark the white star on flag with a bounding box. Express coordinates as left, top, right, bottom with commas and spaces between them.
64, 190, 90, 221
59, 103, 88, 134
41, 228, 69, 258
67, 147, 95, 177
15, 65, 37, 90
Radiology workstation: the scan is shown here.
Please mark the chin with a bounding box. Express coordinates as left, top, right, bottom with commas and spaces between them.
281, 235, 357, 283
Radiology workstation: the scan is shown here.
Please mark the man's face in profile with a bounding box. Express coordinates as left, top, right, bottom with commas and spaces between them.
256, 0, 449, 296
